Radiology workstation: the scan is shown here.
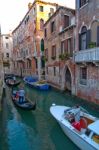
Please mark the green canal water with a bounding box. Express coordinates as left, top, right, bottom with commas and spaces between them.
0, 84, 99, 150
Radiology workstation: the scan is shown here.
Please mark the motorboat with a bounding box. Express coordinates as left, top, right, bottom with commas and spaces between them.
24, 77, 50, 91
50, 104, 99, 150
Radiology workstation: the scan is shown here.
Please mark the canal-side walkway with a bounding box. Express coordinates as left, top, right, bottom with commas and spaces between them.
0, 83, 99, 150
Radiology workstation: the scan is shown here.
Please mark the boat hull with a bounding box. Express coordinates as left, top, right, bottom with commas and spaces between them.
12, 91, 36, 110
58, 121, 97, 150
50, 105, 98, 150
24, 79, 50, 91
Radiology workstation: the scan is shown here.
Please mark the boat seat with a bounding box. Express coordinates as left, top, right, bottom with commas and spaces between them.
80, 117, 87, 133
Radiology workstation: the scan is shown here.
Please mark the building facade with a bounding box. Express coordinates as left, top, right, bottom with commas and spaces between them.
0, 26, 3, 103
1, 33, 13, 74
75, 0, 99, 104
12, 0, 58, 79
44, 7, 76, 94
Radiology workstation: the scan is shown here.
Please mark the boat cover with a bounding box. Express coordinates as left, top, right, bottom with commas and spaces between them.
88, 120, 99, 135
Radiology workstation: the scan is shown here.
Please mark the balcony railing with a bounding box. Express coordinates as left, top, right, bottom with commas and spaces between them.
75, 47, 99, 63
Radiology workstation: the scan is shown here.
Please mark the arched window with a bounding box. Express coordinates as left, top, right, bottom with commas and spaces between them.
80, 26, 87, 50
41, 39, 44, 52
40, 19, 44, 30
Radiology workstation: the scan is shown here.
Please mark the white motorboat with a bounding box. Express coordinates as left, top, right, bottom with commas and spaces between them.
50, 104, 99, 150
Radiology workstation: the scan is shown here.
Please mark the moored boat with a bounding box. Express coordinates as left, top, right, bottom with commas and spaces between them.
6, 79, 21, 87
30, 81, 50, 90
50, 104, 99, 150
11, 90, 36, 110
24, 77, 50, 91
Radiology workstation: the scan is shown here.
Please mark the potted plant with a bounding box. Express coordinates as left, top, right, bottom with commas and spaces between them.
88, 42, 96, 48
59, 52, 70, 60
51, 56, 56, 60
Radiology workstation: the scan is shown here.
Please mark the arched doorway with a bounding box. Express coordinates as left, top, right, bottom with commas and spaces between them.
65, 68, 71, 91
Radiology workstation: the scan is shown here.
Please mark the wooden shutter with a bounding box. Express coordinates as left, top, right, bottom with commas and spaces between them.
64, 15, 69, 28
86, 29, 91, 48
64, 39, 68, 53
79, 33, 81, 50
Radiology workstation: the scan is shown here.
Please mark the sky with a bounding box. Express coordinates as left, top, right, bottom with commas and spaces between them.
0, 0, 75, 34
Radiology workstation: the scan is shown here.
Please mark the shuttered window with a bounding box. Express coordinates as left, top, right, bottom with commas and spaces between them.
80, 0, 88, 8
80, 67, 87, 85
64, 15, 69, 28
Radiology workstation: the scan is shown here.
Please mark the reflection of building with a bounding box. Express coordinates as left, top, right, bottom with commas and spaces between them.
44, 6, 76, 94
12, 0, 58, 79
75, 0, 99, 104
1, 33, 13, 74
0, 25, 3, 103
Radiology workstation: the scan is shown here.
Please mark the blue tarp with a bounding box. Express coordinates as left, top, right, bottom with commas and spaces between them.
25, 76, 38, 82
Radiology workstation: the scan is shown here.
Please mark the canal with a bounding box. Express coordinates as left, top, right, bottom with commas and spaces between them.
0, 84, 99, 150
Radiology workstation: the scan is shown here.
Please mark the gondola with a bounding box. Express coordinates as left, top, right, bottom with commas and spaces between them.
6, 79, 21, 87
11, 90, 36, 110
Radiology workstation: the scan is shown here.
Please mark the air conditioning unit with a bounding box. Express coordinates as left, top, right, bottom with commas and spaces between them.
59, 26, 63, 32
71, 17, 76, 26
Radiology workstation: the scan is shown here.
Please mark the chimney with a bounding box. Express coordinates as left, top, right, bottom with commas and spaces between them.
28, 3, 32, 10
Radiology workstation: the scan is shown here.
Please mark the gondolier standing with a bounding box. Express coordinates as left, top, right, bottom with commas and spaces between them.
18, 85, 25, 103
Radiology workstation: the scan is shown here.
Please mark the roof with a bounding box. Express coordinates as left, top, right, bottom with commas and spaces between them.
12, 0, 58, 34
44, 6, 75, 27
88, 120, 99, 135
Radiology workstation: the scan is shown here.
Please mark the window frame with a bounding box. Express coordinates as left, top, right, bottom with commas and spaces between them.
79, 0, 89, 8
79, 67, 87, 85
51, 21, 55, 33
39, 6, 44, 12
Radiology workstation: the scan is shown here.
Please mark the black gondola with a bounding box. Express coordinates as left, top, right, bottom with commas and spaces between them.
11, 90, 36, 110
6, 79, 21, 87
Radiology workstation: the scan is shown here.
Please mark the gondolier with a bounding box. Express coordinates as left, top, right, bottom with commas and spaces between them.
18, 85, 25, 103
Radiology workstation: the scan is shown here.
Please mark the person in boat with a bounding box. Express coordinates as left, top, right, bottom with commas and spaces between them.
73, 105, 81, 122
65, 105, 81, 123
13, 76, 16, 83
18, 85, 25, 104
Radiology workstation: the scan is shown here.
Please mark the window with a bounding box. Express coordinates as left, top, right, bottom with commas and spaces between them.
81, 33, 87, 50
52, 45, 56, 58
28, 60, 31, 68
33, 7, 35, 15
44, 28, 47, 38
80, 67, 87, 85
61, 40, 68, 54
41, 39, 44, 52
67, 38, 73, 56
48, 13, 51, 18
40, 19, 44, 30
51, 21, 55, 33
80, 26, 87, 50
39, 6, 43, 12
80, 0, 88, 8
50, 8, 54, 14
53, 67, 56, 76
5, 36, 9, 39
45, 48, 48, 60
6, 43, 9, 49
64, 15, 69, 28
6, 53, 9, 58
61, 41, 65, 54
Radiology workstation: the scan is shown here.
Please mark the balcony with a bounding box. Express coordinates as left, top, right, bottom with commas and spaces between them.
75, 47, 99, 63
